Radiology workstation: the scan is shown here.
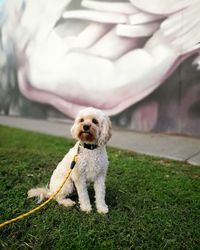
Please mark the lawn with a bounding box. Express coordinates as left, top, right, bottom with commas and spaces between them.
0, 125, 200, 250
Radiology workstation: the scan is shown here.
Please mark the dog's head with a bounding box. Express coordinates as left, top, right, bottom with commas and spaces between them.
71, 107, 112, 146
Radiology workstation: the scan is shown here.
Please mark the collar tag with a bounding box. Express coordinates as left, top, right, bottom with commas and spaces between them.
83, 143, 98, 150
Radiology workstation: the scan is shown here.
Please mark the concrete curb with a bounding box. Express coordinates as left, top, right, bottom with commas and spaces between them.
0, 116, 200, 166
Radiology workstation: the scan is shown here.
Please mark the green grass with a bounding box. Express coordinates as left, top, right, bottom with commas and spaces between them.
0, 125, 200, 250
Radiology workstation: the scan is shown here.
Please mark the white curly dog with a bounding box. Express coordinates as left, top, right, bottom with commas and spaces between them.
28, 107, 112, 213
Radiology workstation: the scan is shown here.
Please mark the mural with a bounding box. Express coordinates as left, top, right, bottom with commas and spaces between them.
0, 0, 200, 137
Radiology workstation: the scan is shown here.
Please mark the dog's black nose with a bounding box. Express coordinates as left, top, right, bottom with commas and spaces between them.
83, 124, 90, 131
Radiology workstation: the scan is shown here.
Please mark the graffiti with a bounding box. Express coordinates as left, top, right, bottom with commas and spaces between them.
0, 0, 200, 136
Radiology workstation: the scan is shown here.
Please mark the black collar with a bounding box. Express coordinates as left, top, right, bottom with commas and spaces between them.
82, 143, 98, 150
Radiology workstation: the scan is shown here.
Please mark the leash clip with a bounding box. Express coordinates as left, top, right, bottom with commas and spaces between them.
70, 154, 78, 169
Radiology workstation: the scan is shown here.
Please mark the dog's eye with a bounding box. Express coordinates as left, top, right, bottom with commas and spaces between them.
92, 118, 98, 125
79, 118, 84, 123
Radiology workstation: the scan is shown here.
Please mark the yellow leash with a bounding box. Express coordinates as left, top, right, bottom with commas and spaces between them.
0, 154, 78, 229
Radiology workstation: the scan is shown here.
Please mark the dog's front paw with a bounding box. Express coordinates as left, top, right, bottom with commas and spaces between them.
80, 204, 92, 213
97, 204, 109, 214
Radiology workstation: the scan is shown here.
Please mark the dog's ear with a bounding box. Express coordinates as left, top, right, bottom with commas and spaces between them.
98, 115, 112, 146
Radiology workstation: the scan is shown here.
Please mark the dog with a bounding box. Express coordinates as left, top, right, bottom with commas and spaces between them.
28, 107, 112, 213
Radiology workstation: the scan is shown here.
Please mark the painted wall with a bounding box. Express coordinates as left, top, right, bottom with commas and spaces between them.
0, 0, 200, 137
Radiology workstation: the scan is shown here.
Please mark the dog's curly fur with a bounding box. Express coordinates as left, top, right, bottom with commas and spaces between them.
28, 107, 112, 213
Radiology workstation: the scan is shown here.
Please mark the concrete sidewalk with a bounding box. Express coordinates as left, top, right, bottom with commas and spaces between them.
0, 116, 200, 166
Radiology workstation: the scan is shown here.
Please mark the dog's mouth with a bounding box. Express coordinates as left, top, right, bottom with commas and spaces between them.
80, 131, 91, 135
79, 131, 93, 138
78, 130, 95, 142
